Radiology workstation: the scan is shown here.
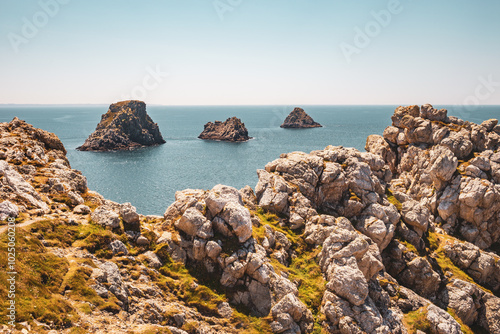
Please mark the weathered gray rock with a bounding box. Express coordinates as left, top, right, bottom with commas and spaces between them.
140, 251, 162, 269
399, 257, 441, 298
120, 202, 140, 224
91, 206, 121, 228
220, 201, 252, 243
248, 280, 272, 316
175, 207, 210, 238
136, 235, 150, 246
98, 261, 129, 308
426, 304, 461, 334
73, 204, 91, 215
420, 104, 447, 122
109, 240, 129, 256
365, 134, 397, 173
0, 200, 19, 220
401, 200, 430, 236
0, 160, 49, 212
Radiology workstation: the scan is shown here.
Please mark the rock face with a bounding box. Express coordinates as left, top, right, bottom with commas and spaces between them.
77, 100, 165, 151
198, 117, 251, 142
280, 107, 322, 128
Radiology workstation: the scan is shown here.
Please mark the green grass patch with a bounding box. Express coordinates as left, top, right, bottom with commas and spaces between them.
385, 188, 402, 211
427, 232, 493, 294
0, 229, 79, 328
447, 308, 474, 334
254, 207, 326, 329
29, 219, 79, 247
403, 306, 431, 334
72, 223, 115, 258
156, 253, 225, 316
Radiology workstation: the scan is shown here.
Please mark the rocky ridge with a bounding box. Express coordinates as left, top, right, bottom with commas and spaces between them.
77, 100, 165, 151
281, 108, 322, 128
198, 117, 251, 142
1, 105, 500, 333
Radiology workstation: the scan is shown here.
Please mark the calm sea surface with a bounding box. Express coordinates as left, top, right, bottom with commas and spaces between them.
1, 105, 498, 215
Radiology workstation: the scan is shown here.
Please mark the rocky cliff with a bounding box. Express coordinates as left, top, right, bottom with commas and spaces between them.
198, 117, 251, 142
1, 105, 500, 334
281, 108, 322, 128
77, 100, 165, 151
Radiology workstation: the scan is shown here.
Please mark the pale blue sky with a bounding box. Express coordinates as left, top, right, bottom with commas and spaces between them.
0, 0, 499, 105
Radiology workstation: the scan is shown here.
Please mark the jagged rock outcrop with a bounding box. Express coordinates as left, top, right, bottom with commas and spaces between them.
162, 184, 314, 331
281, 107, 322, 128
77, 100, 165, 151
198, 117, 251, 142
0, 117, 86, 215
366, 104, 500, 250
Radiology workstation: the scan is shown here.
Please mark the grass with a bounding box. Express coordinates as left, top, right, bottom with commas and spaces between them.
51, 193, 74, 208
128, 327, 173, 334
0, 218, 130, 329
0, 229, 79, 329
253, 207, 326, 329
155, 253, 274, 333
447, 308, 474, 334
403, 306, 431, 334
59, 264, 121, 314
29, 219, 78, 247
29, 219, 117, 259
72, 223, 115, 258
385, 187, 402, 211
349, 189, 361, 202
396, 238, 420, 256
155, 252, 225, 316
427, 231, 493, 294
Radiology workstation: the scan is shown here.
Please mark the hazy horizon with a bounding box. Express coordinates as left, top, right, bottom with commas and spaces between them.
1, 0, 499, 105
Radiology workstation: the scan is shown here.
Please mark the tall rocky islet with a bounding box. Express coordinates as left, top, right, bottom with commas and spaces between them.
1, 105, 500, 333
281, 107, 322, 128
77, 100, 165, 151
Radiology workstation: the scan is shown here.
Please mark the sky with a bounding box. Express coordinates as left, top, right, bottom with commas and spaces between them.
0, 0, 499, 105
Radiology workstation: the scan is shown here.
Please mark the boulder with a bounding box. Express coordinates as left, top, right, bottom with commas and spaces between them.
73, 204, 91, 215
91, 206, 121, 229
109, 240, 129, 256
120, 202, 140, 224
0, 201, 19, 220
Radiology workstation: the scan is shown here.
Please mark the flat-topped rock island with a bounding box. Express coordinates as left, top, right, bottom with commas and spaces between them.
198, 116, 251, 142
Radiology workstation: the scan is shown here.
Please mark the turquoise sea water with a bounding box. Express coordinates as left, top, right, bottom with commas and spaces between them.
0, 105, 498, 215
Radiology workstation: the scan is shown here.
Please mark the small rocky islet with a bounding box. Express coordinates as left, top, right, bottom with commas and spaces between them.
77, 100, 165, 151
198, 116, 251, 142
281, 107, 322, 128
1, 104, 500, 333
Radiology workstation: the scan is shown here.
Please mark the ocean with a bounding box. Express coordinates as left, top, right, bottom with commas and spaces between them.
1, 105, 498, 215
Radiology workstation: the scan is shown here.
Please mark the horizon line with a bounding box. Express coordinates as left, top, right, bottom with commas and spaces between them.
1, 103, 499, 107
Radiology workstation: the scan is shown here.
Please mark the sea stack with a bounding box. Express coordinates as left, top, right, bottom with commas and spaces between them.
198, 117, 251, 142
281, 107, 322, 128
77, 100, 165, 151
